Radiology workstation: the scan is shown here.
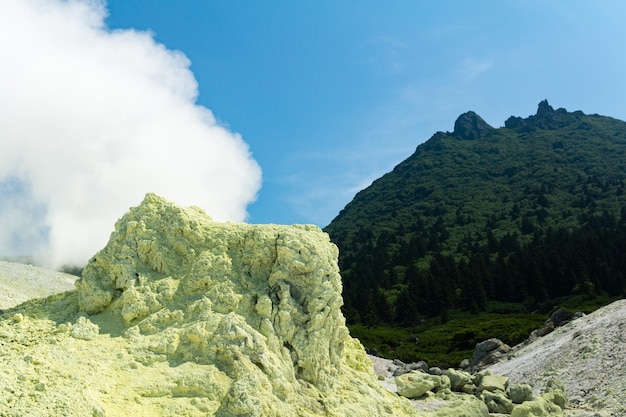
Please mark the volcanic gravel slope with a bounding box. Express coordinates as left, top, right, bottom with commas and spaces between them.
0, 260, 77, 309
488, 299, 626, 416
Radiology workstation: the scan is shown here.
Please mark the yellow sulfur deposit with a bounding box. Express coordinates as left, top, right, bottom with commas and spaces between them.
0, 193, 419, 416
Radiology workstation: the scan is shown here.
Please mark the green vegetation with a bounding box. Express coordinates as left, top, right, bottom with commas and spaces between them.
325, 101, 626, 361
349, 295, 619, 368
349, 311, 546, 368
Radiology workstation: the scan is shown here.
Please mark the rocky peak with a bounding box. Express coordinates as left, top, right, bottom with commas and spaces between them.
453, 111, 494, 140
505, 99, 583, 131
535, 99, 554, 118
534, 99, 563, 126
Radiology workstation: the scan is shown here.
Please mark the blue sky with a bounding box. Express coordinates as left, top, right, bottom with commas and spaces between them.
104, 1, 626, 226
1, 0, 626, 267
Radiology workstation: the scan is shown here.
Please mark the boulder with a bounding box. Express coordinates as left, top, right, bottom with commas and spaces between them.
544, 379, 568, 410
393, 360, 428, 376
510, 379, 567, 417
476, 372, 509, 393
428, 395, 490, 417
471, 338, 511, 369
428, 367, 443, 376
76, 193, 350, 391
537, 320, 556, 337
547, 308, 574, 327
444, 368, 472, 392
537, 308, 585, 337
396, 371, 443, 399
479, 389, 514, 414
510, 396, 563, 417
508, 383, 534, 404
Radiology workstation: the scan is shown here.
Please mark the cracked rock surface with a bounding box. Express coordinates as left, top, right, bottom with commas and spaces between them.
0, 193, 418, 417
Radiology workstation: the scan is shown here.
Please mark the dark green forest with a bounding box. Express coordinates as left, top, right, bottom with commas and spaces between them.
324, 101, 626, 329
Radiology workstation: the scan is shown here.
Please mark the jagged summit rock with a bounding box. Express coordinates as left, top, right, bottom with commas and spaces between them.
536, 99, 554, 118
505, 99, 584, 131
452, 111, 494, 140
0, 193, 419, 417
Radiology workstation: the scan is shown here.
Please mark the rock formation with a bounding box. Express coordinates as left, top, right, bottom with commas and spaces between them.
452, 111, 494, 140
471, 338, 512, 370
0, 193, 418, 416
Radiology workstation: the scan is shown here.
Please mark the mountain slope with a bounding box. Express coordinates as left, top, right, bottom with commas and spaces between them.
324, 101, 626, 325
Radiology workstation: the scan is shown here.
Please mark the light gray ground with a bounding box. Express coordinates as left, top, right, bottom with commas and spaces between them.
0, 260, 77, 309
488, 299, 626, 416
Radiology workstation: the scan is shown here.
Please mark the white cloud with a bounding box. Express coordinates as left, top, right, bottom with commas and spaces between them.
0, 0, 262, 268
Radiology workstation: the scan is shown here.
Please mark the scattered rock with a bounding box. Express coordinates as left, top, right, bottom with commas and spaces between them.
548, 308, 575, 327
508, 383, 534, 404
428, 367, 443, 376
480, 389, 514, 414
458, 358, 471, 370
476, 371, 509, 393
383, 359, 567, 416
393, 360, 428, 376
395, 371, 443, 399
536, 308, 585, 337
70, 316, 100, 340
510, 395, 564, 417
537, 320, 556, 337
427, 395, 490, 417
444, 368, 472, 391
365, 347, 380, 357
471, 338, 511, 369
461, 383, 478, 395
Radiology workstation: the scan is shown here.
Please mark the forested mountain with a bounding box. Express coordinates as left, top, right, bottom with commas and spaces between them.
324, 100, 626, 326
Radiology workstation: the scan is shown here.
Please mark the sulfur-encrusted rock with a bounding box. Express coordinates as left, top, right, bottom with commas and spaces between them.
71, 193, 419, 416
444, 368, 472, 392
508, 383, 534, 404
509, 380, 567, 417
510, 396, 563, 417
427, 394, 490, 417
479, 389, 514, 414
475, 371, 509, 393
396, 371, 443, 399
543, 379, 568, 410
69, 315, 100, 340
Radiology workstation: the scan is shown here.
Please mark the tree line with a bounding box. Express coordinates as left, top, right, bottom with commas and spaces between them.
339, 209, 626, 326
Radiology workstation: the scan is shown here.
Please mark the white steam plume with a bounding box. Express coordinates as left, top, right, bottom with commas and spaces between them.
0, 0, 262, 269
